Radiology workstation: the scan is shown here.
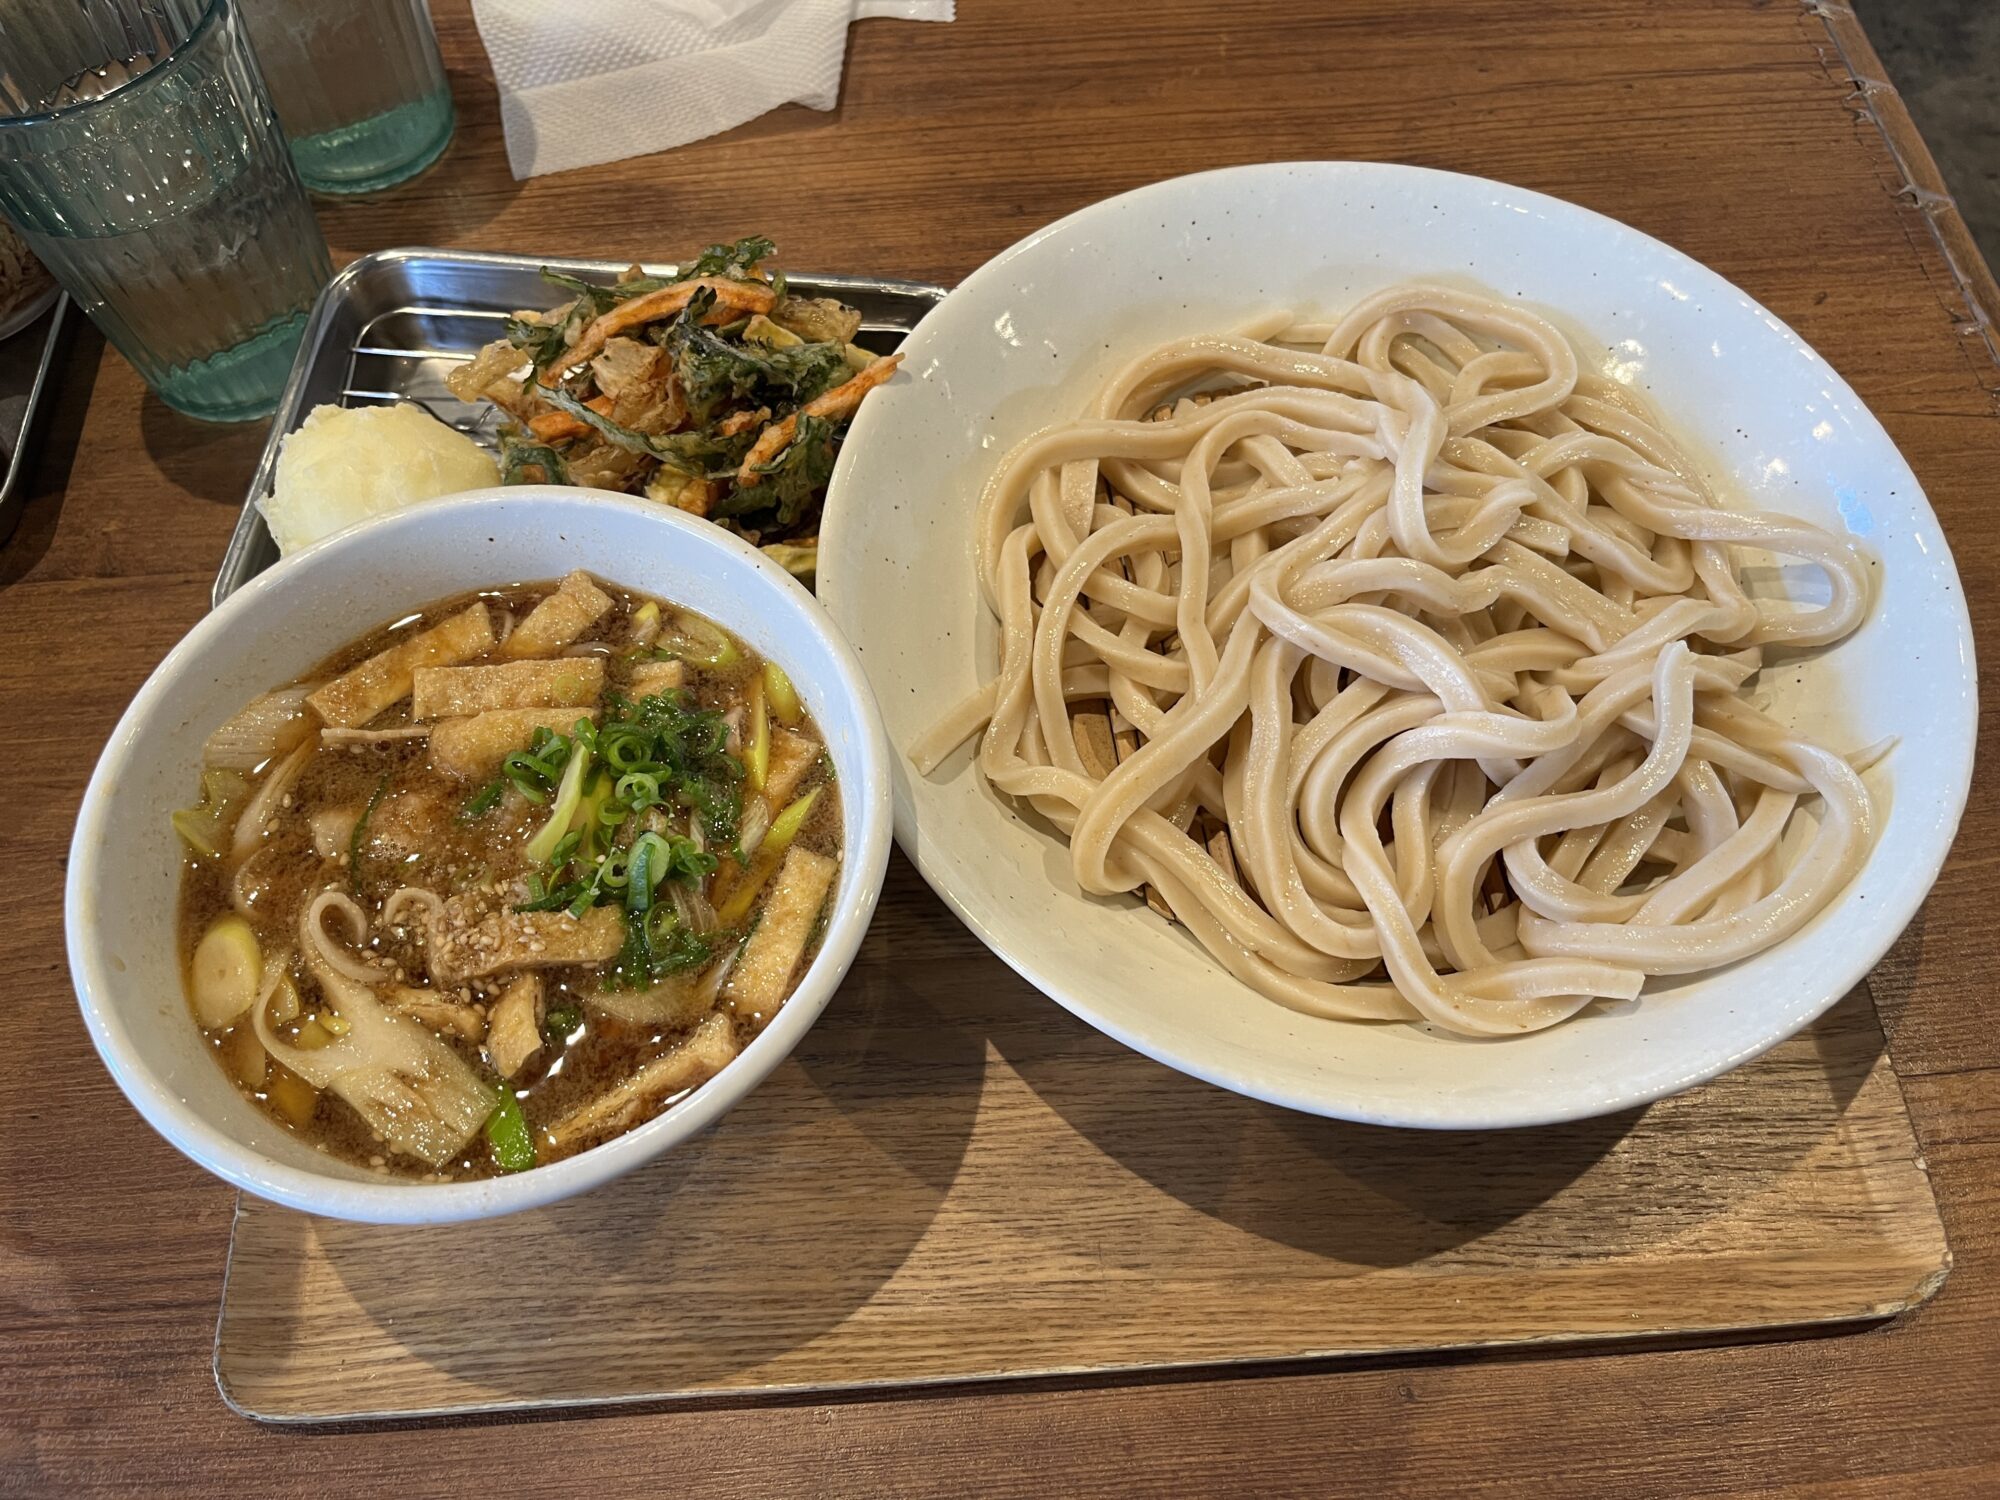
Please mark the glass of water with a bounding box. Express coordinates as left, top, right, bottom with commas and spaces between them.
241, 0, 455, 195
0, 0, 331, 423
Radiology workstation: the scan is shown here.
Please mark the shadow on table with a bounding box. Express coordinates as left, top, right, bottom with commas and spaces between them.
229, 861, 1897, 1412
0, 306, 97, 585
137, 390, 273, 512
991, 928, 1890, 1273
993, 1007, 1641, 1271
1843, 903, 1930, 1067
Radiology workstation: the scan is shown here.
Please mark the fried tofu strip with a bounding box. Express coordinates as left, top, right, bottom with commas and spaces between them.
736, 354, 903, 483
582, 979, 710, 1029
428, 707, 602, 780
625, 659, 686, 697
543, 278, 778, 384
429, 906, 624, 984
725, 846, 836, 1020
306, 604, 495, 729
502, 570, 615, 660
487, 974, 543, 1079
385, 985, 486, 1043
763, 728, 822, 809
545, 1012, 738, 1160
411, 657, 605, 720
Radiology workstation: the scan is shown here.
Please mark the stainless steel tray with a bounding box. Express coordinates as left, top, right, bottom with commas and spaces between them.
0, 293, 70, 548
214, 248, 948, 607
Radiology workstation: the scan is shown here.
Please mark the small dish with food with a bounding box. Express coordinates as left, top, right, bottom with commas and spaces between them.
246, 237, 903, 582
69, 489, 891, 1223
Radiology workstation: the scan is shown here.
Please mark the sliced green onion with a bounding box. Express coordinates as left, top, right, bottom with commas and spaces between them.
616, 771, 662, 809
525, 741, 591, 864
764, 785, 821, 852
610, 907, 654, 990
508, 675, 746, 978
501, 748, 555, 804
656, 613, 741, 669
457, 779, 506, 823
626, 832, 675, 911
643, 906, 715, 973
571, 769, 615, 861
763, 660, 802, 726
598, 845, 635, 891
485, 1086, 537, 1173
746, 675, 770, 791
602, 733, 653, 774
548, 828, 582, 869
714, 791, 817, 930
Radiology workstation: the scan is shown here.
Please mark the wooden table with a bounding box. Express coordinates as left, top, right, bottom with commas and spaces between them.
6, 1, 1997, 1492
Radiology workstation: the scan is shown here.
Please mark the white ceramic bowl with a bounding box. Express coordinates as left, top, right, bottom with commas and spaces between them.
819, 161, 1978, 1129
68, 488, 893, 1223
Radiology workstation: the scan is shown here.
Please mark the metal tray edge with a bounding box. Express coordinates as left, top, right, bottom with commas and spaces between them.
0, 294, 71, 548
212, 248, 950, 610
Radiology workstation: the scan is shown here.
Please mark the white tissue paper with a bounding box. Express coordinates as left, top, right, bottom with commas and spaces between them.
469, 0, 954, 179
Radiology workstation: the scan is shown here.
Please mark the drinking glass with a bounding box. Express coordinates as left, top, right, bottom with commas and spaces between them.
0, 0, 332, 422
240, 0, 455, 195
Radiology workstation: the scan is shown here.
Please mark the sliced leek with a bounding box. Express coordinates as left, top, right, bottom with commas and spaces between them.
763, 660, 802, 726
189, 916, 262, 1027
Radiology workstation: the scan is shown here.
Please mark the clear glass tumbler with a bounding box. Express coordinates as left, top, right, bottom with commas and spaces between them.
0, 0, 332, 422
240, 0, 455, 195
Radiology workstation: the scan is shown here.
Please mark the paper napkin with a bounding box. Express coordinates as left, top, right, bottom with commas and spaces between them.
468, 0, 955, 179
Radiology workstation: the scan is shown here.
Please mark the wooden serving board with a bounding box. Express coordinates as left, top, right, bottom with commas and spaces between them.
215, 856, 1950, 1423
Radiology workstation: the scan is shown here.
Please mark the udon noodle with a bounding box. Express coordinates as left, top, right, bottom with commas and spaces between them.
912, 283, 1877, 1036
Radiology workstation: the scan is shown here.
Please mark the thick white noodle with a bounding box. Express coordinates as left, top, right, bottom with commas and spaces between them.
914, 283, 1877, 1036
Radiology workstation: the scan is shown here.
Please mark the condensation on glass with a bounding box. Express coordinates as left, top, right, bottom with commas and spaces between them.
0, 0, 331, 422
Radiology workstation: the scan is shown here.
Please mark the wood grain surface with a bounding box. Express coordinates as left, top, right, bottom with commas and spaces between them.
217, 865, 1946, 1422
6, 0, 2000, 1493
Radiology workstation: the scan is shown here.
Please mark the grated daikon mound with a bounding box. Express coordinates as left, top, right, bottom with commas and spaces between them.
258, 403, 501, 556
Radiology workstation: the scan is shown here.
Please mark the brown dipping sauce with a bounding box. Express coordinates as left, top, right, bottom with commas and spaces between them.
177, 575, 841, 1181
